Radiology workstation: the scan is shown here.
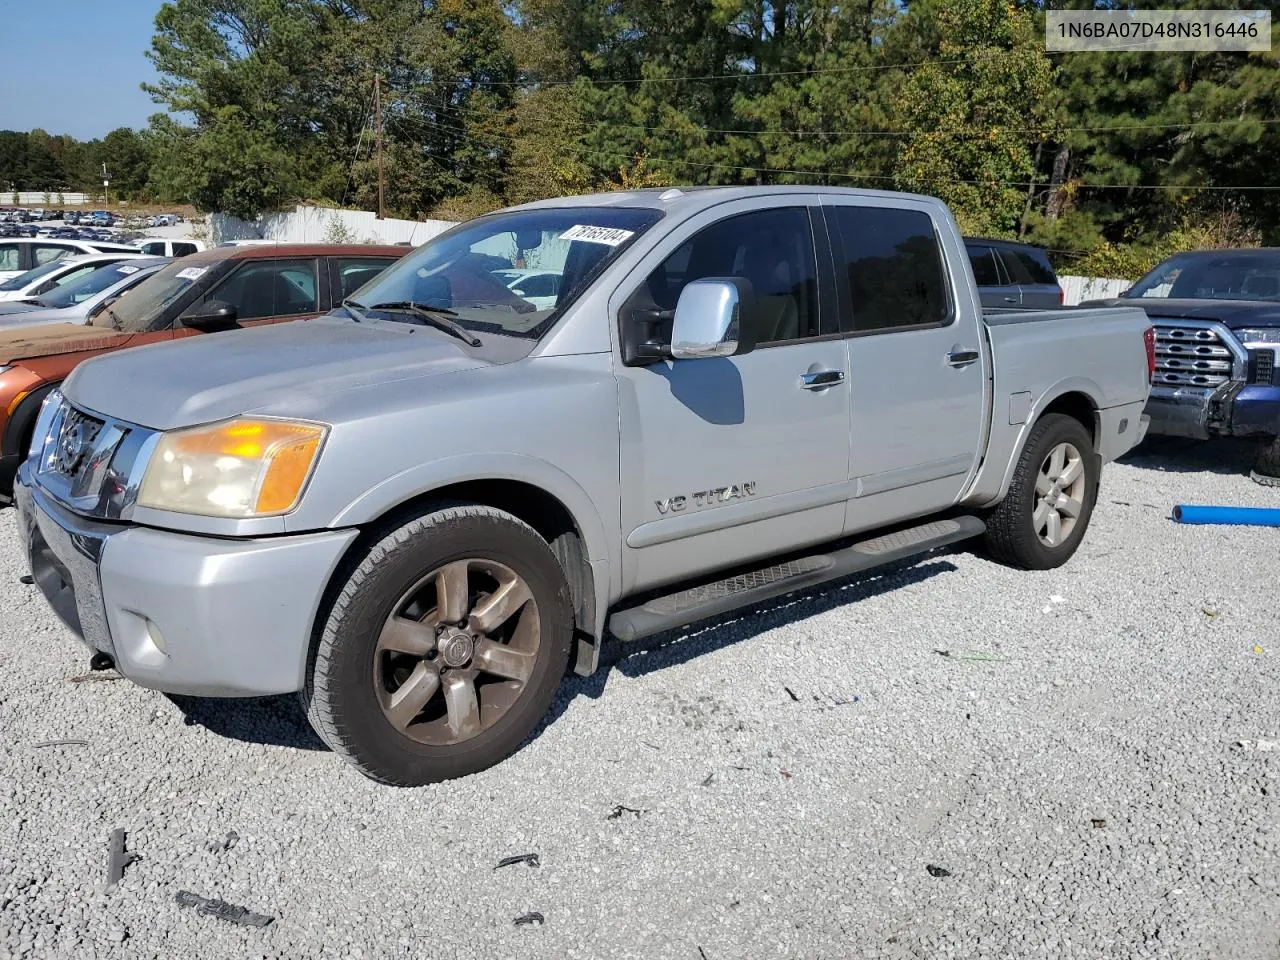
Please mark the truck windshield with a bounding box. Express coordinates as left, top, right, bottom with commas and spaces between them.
1127, 252, 1280, 302
347, 207, 663, 338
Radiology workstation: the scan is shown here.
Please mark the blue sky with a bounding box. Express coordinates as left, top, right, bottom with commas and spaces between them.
0, 2, 167, 140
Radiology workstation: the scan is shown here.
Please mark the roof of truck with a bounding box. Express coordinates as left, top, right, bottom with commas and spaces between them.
508, 185, 946, 214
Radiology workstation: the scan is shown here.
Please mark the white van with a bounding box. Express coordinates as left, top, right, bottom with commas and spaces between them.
135, 238, 206, 258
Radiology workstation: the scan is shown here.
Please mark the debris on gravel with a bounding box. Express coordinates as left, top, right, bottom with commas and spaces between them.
174, 890, 274, 928
3, 438, 1280, 958
494, 853, 540, 870
105, 829, 139, 889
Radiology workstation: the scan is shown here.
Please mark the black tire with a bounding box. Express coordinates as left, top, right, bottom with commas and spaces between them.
303, 503, 573, 786
1253, 438, 1280, 483
984, 413, 1099, 571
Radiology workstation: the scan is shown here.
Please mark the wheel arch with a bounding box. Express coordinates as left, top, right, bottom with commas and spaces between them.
319, 462, 611, 677
3, 380, 59, 460
966, 381, 1105, 508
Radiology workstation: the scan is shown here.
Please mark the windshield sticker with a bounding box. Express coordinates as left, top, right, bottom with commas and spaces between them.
557, 225, 635, 246
175, 266, 207, 280
116, 265, 140, 275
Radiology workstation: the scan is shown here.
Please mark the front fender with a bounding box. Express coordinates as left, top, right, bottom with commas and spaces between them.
328, 450, 614, 587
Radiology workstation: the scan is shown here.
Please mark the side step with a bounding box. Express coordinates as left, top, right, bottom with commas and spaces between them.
608, 515, 985, 642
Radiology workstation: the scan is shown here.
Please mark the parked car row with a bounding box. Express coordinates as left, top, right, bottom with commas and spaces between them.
0, 243, 407, 499
0, 238, 147, 282
0, 208, 61, 223
0, 253, 151, 303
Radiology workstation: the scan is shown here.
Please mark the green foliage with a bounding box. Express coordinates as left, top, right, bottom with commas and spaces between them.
1, 0, 1272, 269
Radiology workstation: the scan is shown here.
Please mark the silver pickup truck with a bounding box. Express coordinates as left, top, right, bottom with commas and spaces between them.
14, 187, 1154, 785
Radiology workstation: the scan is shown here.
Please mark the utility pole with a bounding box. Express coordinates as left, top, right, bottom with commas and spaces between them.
374, 73, 385, 220
102, 163, 110, 207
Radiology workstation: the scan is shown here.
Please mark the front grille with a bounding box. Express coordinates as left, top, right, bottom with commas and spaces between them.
1252, 350, 1275, 386
1152, 323, 1236, 389
51, 407, 105, 479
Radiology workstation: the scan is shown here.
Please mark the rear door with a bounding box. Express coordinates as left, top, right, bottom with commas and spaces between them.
966, 243, 1019, 309
997, 245, 1061, 308
821, 199, 987, 535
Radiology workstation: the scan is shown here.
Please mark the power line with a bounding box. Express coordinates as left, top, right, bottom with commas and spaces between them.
340, 89, 375, 208
407, 40, 1233, 89
423, 90, 1280, 143
385, 107, 1280, 193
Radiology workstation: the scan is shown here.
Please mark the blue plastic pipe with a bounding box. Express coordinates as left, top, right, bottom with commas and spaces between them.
1172, 504, 1280, 526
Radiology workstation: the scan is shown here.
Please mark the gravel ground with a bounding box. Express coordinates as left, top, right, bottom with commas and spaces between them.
2, 437, 1279, 960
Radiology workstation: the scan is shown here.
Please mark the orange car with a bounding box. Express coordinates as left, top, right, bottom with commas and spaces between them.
0, 243, 408, 502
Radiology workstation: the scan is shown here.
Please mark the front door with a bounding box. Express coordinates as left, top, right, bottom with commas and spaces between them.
613, 199, 851, 593
821, 199, 987, 534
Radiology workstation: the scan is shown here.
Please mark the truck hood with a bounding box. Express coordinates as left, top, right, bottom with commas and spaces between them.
1082, 297, 1280, 330
0, 323, 133, 364
63, 316, 502, 431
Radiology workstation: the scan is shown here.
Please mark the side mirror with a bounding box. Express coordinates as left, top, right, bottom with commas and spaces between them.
670, 278, 755, 360
180, 299, 239, 332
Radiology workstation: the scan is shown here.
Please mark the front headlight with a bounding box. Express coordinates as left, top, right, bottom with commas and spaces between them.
1236, 328, 1280, 345
137, 418, 328, 518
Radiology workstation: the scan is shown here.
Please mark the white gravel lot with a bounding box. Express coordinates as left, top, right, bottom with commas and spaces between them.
2, 437, 1279, 960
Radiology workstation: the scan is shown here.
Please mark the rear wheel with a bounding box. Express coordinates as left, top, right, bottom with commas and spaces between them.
984, 413, 1099, 570
1252, 438, 1280, 486
303, 504, 573, 786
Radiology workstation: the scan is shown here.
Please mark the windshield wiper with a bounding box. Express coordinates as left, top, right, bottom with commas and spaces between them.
367, 301, 482, 347
340, 299, 370, 323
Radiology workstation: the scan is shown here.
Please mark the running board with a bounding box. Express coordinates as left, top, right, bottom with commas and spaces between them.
608, 515, 986, 643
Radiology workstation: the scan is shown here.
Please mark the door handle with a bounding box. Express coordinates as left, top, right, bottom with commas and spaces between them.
1003, 296, 1018, 303
947, 348, 980, 367
800, 369, 846, 390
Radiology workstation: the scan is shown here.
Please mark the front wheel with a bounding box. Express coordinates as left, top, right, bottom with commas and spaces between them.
303, 504, 573, 786
984, 413, 1099, 570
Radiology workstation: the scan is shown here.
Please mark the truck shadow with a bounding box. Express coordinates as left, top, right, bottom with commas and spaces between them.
532, 554, 961, 739
167, 692, 329, 752
168, 554, 961, 757
1119, 436, 1260, 476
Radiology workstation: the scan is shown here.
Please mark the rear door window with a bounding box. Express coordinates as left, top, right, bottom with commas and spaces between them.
0, 243, 25, 273
996, 247, 1058, 286
966, 245, 1002, 286
33, 244, 73, 266
827, 206, 952, 333
333, 257, 393, 301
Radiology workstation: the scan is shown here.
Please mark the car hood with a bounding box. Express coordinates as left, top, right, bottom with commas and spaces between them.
0, 323, 132, 364
1082, 297, 1280, 329
63, 315, 506, 431
0, 299, 44, 315
0, 304, 81, 329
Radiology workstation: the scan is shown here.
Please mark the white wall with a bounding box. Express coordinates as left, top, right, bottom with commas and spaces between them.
0, 192, 90, 206
211, 204, 457, 247
1060, 274, 1132, 305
